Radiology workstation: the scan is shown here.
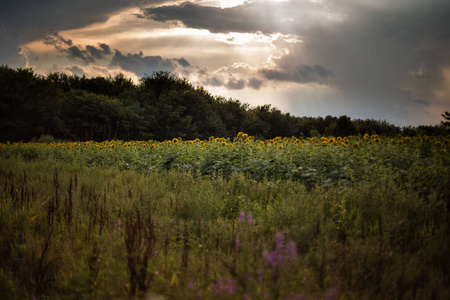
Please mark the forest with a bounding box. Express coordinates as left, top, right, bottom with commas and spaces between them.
0, 65, 448, 143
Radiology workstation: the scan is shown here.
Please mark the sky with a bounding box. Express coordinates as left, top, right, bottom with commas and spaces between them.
1, 0, 450, 126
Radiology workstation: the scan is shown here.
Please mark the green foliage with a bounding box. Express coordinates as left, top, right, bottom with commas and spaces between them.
0, 133, 449, 299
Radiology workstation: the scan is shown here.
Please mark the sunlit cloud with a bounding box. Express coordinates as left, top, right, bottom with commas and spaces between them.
217, 0, 246, 8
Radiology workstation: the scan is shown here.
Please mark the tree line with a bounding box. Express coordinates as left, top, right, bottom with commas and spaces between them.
0, 65, 448, 142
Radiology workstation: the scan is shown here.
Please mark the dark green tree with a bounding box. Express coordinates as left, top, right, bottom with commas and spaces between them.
442, 112, 450, 127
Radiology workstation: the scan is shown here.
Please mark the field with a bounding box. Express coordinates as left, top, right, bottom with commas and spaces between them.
1, 133, 449, 299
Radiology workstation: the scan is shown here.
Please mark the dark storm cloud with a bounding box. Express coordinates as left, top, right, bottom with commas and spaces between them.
260, 64, 334, 84
110, 50, 179, 77
42, 31, 114, 64
99, 44, 112, 55
87, 44, 112, 60
0, 0, 137, 64
141, 2, 261, 33
67, 46, 93, 63
139, 1, 326, 34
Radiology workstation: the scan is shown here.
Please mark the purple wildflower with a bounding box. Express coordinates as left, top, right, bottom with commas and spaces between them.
262, 249, 279, 268
263, 233, 298, 271
210, 277, 237, 296
234, 238, 240, 251
117, 219, 121, 230
239, 211, 245, 222
247, 213, 254, 225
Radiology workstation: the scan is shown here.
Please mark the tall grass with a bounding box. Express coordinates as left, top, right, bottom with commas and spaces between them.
1, 147, 449, 299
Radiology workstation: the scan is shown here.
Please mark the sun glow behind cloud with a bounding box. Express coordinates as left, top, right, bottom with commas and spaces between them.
218, 0, 246, 8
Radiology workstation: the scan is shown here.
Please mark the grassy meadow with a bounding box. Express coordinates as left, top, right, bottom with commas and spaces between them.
0, 133, 449, 299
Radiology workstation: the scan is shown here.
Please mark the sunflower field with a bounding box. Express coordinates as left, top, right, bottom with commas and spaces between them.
0, 133, 449, 299
1, 133, 449, 188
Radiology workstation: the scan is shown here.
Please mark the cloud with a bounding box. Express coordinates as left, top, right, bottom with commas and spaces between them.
0, 0, 136, 65
67, 46, 92, 63
201, 76, 224, 87
31, 29, 194, 80
226, 78, 246, 90
86, 44, 112, 60
174, 57, 190, 68
42, 30, 73, 49
260, 64, 334, 85
42, 31, 114, 64
141, 2, 261, 33
139, 0, 335, 34
110, 50, 181, 76
248, 77, 263, 90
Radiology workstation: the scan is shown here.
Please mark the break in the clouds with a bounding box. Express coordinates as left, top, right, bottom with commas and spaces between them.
2, 0, 450, 126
